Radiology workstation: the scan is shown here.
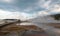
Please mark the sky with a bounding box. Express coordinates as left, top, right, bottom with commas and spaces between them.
0, 0, 60, 20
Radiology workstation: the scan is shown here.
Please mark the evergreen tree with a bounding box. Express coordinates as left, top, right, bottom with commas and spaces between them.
51, 14, 60, 20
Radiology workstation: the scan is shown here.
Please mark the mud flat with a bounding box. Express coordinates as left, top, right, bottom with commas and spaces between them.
47, 23, 60, 28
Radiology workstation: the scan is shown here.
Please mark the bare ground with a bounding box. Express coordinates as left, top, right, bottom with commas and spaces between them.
47, 23, 60, 28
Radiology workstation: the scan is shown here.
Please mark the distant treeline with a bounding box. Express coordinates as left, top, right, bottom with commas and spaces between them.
51, 14, 60, 20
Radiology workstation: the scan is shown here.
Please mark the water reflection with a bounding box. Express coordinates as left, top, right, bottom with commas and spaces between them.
16, 22, 34, 25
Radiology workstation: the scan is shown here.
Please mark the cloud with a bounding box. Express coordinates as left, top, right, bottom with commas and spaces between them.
3, 0, 12, 3
35, 0, 60, 16
37, 4, 60, 16
0, 9, 20, 19
37, 11, 50, 16
37, 0, 51, 9
0, 9, 33, 20
23, 7, 33, 12
0, 0, 60, 20
49, 4, 60, 13
0, 9, 27, 20
0, 0, 15, 3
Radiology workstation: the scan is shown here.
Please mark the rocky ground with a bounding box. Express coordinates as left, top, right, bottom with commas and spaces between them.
0, 22, 48, 36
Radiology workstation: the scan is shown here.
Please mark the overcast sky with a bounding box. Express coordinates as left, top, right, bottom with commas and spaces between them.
0, 0, 60, 20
